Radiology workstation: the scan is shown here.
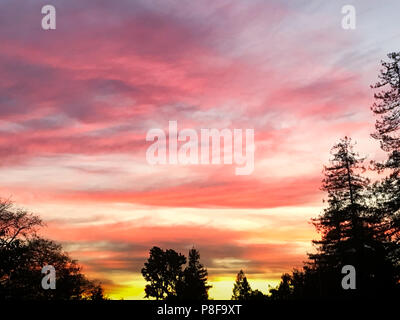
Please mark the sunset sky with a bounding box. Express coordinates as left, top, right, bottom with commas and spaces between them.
1, 0, 399, 299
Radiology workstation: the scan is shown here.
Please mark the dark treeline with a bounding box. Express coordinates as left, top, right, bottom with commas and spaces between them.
142, 52, 400, 300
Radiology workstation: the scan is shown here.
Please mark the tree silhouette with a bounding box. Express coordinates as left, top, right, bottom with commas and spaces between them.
309, 137, 375, 296
371, 52, 400, 155
176, 247, 211, 300
0, 199, 105, 300
141, 246, 186, 300
370, 52, 400, 285
231, 270, 267, 300
268, 273, 293, 300
269, 137, 400, 299
232, 270, 252, 300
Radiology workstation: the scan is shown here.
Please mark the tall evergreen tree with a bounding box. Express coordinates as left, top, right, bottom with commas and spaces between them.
308, 137, 374, 296
231, 270, 252, 300
370, 51, 400, 233
270, 137, 400, 299
271, 53, 400, 300
371, 52, 400, 156
176, 247, 211, 300
369, 52, 400, 293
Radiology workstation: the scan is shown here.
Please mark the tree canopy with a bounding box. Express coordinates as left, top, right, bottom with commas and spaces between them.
0, 199, 105, 300
176, 247, 211, 300
231, 270, 267, 301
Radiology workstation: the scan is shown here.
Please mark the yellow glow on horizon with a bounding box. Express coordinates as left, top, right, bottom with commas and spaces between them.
104, 274, 282, 300
208, 276, 281, 300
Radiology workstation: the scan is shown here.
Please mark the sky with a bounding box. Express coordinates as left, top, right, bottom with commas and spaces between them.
0, 0, 399, 299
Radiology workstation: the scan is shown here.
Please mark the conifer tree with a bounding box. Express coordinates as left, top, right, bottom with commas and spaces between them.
369, 52, 400, 293
371, 52, 400, 157
270, 137, 400, 299
308, 137, 373, 295
176, 247, 211, 300
231, 270, 253, 300
370, 51, 400, 232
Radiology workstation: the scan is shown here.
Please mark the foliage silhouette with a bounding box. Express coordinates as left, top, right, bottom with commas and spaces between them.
176, 247, 211, 300
370, 51, 400, 286
141, 246, 186, 300
231, 270, 267, 301
0, 199, 106, 300
268, 53, 400, 299
269, 136, 400, 299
